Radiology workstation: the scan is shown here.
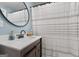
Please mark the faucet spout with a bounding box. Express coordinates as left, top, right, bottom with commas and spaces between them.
20, 30, 26, 35
17, 30, 26, 39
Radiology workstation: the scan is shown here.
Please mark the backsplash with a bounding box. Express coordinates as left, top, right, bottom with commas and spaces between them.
0, 2, 32, 35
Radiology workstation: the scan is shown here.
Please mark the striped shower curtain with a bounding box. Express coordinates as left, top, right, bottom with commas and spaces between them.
32, 2, 79, 57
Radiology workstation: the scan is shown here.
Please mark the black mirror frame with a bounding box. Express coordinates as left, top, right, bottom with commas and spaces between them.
0, 2, 30, 27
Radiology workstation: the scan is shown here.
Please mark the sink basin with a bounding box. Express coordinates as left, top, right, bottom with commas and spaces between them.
0, 45, 8, 57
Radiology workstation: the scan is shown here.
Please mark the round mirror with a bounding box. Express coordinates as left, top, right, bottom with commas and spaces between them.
0, 2, 29, 27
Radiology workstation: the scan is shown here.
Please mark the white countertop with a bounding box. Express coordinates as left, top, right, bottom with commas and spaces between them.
0, 35, 41, 50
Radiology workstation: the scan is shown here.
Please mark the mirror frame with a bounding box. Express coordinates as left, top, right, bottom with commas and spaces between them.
0, 2, 30, 27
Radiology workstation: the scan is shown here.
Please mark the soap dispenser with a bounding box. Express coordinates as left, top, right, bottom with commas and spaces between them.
9, 31, 15, 40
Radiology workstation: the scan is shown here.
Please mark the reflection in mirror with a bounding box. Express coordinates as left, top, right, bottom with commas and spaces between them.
7, 9, 28, 26
0, 2, 29, 27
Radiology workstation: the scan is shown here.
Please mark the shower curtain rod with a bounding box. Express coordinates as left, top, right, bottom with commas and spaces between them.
32, 2, 53, 7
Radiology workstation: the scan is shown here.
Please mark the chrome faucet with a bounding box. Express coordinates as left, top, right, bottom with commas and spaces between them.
20, 30, 26, 35
17, 30, 26, 39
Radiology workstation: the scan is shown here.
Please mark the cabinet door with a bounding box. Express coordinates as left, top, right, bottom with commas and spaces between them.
36, 43, 40, 57
24, 47, 36, 57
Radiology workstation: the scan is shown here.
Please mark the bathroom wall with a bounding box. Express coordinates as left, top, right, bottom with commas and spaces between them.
0, 2, 32, 35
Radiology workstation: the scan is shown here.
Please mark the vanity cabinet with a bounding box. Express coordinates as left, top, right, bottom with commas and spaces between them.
35, 43, 40, 57
24, 43, 41, 57
22, 38, 42, 57
24, 47, 36, 57
4, 37, 42, 57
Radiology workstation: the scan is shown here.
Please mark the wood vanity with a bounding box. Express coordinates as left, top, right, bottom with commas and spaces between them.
23, 38, 42, 57
0, 36, 42, 57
